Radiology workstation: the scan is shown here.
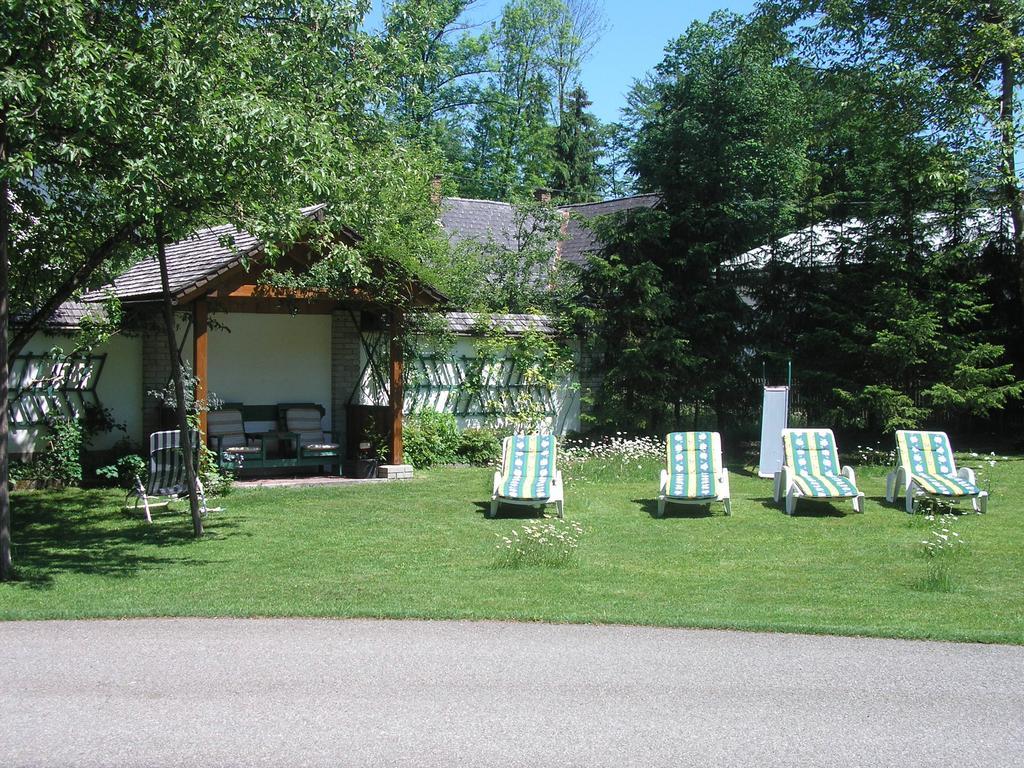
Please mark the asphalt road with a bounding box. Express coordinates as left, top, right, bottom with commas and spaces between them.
0, 619, 1021, 767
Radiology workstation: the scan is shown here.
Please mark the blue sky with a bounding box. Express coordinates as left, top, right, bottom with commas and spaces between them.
576, 0, 758, 123
366, 0, 759, 124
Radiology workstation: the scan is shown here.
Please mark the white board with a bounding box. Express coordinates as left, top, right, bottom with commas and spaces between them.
758, 386, 789, 478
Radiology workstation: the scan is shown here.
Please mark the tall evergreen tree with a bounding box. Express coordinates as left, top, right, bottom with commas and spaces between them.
550, 86, 604, 203
580, 13, 810, 433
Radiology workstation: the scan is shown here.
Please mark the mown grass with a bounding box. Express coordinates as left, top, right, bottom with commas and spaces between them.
2, 455, 1022, 644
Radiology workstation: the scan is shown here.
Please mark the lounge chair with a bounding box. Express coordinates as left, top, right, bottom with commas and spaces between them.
657, 431, 731, 517
489, 434, 563, 519
207, 407, 266, 469
885, 430, 988, 513
282, 405, 342, 472
773, 428, 864, 515
132, 429, 208, 522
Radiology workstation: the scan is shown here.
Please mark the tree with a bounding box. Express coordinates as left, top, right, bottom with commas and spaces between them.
747, 0, 1024, 429
582, 12, 810, 432
464, 0, 563, 199
547, 0, 608, 120
550, 86, 605, 203
767, 0, 1024, 322
0, 0, 442, 577
378, 0, 491, 171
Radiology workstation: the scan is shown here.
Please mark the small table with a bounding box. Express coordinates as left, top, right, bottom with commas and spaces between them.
250, 430, 299, 459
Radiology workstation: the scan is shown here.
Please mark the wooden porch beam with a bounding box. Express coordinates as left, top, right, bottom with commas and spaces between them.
193, 296, 209, 437
389, 308, 404, 464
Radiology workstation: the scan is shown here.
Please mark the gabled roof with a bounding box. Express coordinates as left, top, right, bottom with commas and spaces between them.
84, 204, 327, 303
730, 210, 1009, 271
438, 194, 661, 267
445, 311, 557, 336
558, 195, 660, 265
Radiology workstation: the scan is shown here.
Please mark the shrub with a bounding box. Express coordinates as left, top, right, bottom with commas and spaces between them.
403, 410, 460, 468
97, 454, 147, 491
35, 416, 84, 486
456, 428, 502, 466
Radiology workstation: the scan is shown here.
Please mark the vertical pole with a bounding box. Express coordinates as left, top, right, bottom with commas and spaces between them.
389, 308, 404, 465
193, 296, 209, 437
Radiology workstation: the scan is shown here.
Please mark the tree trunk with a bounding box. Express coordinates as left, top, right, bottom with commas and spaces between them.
1, 111, 11, 580
155, 215, 203, 537
999, 53, 1024, 323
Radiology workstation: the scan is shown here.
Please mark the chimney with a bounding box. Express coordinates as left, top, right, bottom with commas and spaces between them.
430, 174, 443, 206
534, 187, 552, 204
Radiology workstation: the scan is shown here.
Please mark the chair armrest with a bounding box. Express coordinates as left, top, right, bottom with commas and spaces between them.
842, 465, 857, 484
958, 466, 977, 485
492, 470, 502, 496
659, 468, 668, 494
719, 468, 731, 499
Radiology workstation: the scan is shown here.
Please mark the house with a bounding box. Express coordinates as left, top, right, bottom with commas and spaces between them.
10, 191, 659, 465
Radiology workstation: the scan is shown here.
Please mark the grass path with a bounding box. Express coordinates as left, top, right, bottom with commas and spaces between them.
3, 460, 1022, 643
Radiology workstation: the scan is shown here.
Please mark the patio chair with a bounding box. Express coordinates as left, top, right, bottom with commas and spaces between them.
773, 428, 864, 515
885, 430, 988, 514
282, 404, 342, 469
132, 429, 208, 523
489, 434, 563, 519
657, 431, 731, 517
207, 407, 266, 469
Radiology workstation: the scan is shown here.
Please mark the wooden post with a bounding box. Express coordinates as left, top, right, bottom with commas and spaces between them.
193, 296, 209, 437
389, 308, 404, 464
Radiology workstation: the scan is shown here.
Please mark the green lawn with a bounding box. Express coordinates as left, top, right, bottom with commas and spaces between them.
2, 456, 1022, 644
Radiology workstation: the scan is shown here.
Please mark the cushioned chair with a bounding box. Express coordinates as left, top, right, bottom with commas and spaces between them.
657, 431, 731, 517
207, 407, 265, 468
282, 405, 341, 469
886, 430, 987, 513
773, 428, 864, 515
489, 434, 563, 519
132, 429, 208, 522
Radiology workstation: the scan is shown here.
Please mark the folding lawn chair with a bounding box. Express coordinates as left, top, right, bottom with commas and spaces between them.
132, 430, 208, 523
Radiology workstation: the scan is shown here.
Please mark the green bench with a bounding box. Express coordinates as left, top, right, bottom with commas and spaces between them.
207, 402, 342, 475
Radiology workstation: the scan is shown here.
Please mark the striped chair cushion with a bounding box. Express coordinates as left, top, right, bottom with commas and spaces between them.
784, 429, 859, 498
665, 431, 718, 499
897, 431, 980, 497
285, 407, 327, 447
498, 435, 556, 500
147, 429, 199, 497
207, 409, 247, 451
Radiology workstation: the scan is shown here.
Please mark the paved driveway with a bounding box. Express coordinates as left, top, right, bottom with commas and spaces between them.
1, 619, 1021, 767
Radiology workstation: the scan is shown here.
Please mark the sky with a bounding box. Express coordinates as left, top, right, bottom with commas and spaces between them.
366, 0, 759, 125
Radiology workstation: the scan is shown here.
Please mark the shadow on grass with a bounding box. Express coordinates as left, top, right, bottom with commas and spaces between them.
9, 490, 240, 587
633, 498, 716, 519
471, 501, 551, 520
754, 496, 849, 518
727, 465, 762, 479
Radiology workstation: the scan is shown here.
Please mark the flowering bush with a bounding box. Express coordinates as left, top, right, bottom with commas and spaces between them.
561, 433, 664, 482
917, 505, 964, 592
496, 516, 584, 568
959, 451, 1009, 499
848, 442, 896, 467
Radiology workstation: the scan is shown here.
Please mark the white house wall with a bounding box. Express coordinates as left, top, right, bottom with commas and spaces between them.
207, 312, 333, 431
10, 331, 143, 455
363, 335, 581, 435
